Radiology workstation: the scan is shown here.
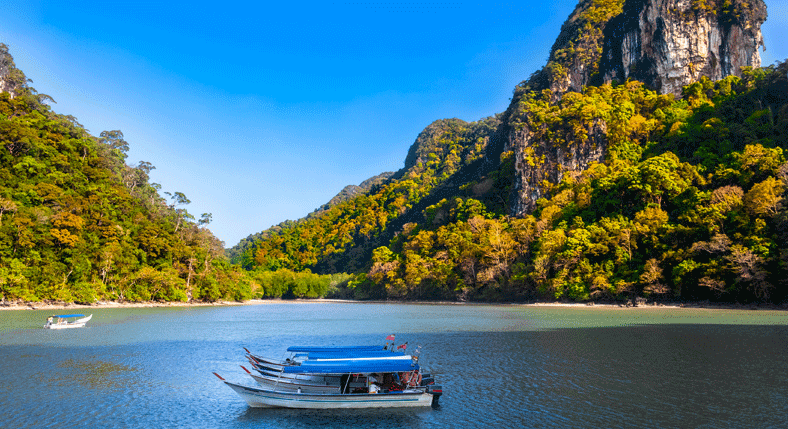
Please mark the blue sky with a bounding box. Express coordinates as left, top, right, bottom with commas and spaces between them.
1, 1, 786, 247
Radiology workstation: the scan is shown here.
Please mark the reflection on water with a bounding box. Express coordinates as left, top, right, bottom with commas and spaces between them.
236, 407, 435, 428
0, 304, 787, 428
47, 358, 137, 390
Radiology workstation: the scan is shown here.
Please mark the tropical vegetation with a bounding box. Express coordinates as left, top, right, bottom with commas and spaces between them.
237, 62, 788, 304
3, 0, 786, 305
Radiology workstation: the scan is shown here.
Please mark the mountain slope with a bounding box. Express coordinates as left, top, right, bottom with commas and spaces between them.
0, 44, 250, 303
372, 67, 787, 302
235, 116, 502, 273
227, 171, 394, 264
233, 0, 787, 303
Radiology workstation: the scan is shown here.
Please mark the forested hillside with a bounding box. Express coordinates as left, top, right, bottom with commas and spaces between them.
4, 0, 785, 305
234, 116, 502, 274
0, 44, 252, 303
366, 67, 788, 302
227, 171, 395, 264
237, 0, 788, 303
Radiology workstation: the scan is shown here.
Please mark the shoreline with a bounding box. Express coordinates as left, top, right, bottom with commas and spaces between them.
0, 298, 352, 312
1, 299, 786, 312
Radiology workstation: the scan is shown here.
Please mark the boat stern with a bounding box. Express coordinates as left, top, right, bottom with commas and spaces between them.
426, 384, 443, 406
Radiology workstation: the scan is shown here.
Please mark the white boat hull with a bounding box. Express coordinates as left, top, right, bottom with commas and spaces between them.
44, 314, 92, 329
247, 372, 341, 393
253, 366, 341, 383
247, 354, 289, 369
224, 381, 434, 409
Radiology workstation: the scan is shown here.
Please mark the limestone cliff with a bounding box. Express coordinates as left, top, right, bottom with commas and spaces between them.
533, 0, 625, 95
600, 0, 766, 96
0, 43, 26, 98
506, 0, 768, 216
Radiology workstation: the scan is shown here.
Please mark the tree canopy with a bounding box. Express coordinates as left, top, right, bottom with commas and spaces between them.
241, 61, 788, 304
0, 52, 250, 303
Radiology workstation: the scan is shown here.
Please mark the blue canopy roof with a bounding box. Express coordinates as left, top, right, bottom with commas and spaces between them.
282, 360, 420, 374
286, 345, 384, 353
52, 314, 85, 318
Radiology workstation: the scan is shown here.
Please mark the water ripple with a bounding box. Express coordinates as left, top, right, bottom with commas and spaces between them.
1, 305, 787, 428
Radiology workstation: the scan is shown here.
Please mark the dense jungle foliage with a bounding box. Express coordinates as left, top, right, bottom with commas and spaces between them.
0, 45, 349, 303
0, 77, 228, 302
226, 114, 505, 300
241, 60, 788, 303
4, 0, 786, 305
227, 171, 394, 264
234, 116, 502, 274
366, 64, 788, 303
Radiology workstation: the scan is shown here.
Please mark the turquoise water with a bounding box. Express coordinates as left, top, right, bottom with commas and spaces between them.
1, 303, 787, 428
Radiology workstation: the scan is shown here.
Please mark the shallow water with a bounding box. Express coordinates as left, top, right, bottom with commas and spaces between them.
1, 303, 787, 428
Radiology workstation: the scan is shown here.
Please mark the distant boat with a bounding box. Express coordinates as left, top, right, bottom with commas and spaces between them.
44, 314, 92, 329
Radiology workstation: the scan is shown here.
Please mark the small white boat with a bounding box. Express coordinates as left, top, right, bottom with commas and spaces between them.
44, 314, 92, 329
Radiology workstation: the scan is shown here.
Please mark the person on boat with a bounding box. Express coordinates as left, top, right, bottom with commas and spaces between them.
401, 370, 422, 387
368, 374, 380, 394
46, 316, 53, 326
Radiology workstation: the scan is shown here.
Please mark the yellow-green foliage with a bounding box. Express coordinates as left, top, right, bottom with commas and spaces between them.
245, 58, 787, 303
241, 116, 501, 274
518, 81, 671, 155
548, 0, 625, 82
247, 269, 350, 299
0, 68, 245, 303
357, 61, 788, 303
689, 0, 763, 26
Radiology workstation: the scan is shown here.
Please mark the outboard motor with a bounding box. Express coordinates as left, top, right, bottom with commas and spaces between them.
426, 384, 443, 406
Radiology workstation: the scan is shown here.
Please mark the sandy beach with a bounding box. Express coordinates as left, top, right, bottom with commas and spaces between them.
1, 298, 784, 311
0, 299, 273, 311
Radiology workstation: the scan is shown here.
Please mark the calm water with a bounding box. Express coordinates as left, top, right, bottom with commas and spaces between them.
1, 303, 787, 428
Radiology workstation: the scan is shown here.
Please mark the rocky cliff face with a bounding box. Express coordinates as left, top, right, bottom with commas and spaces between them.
508, 118, 609, 216
0, 43, 25, 98
600, 0, 766, 96
537, 0, 625, 96
506, 0, 768, 216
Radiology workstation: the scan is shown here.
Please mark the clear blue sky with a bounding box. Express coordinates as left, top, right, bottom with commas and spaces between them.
2, 1, 786, 247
